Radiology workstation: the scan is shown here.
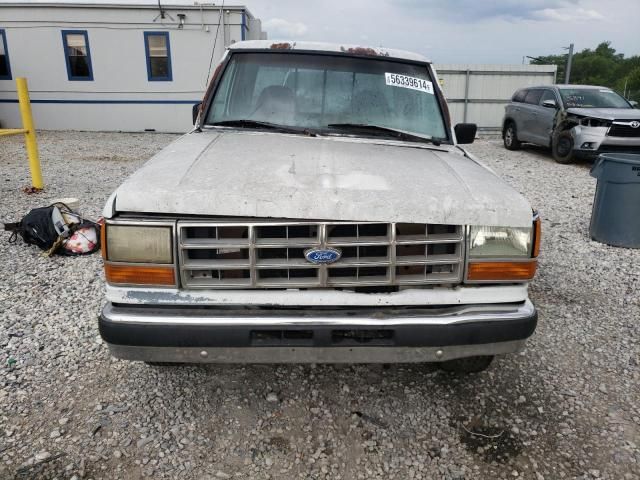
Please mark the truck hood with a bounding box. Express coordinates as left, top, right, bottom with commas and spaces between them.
113, 130, 533, 227
566, 107, 640, 120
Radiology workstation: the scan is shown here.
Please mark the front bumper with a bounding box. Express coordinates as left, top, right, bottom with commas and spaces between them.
99, 300, 537, 363
571, 125, 640, 158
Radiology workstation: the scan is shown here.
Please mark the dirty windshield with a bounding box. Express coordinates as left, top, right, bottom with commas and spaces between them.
206, 52, 447, 141
559, 88, 631, 108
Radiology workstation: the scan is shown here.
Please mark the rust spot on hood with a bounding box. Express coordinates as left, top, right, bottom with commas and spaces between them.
270, 42, 292, 50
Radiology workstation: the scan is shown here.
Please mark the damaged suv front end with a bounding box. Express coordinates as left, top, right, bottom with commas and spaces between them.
504, 85, 640, 163
554, 107, 640, 162
99, 41, 541, 372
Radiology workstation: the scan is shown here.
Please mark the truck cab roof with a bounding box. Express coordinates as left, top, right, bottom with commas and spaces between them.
228, 40, 431, 64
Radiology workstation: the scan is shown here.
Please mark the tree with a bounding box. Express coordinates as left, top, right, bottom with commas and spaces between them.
620, 66, 640, 102
530, 42, 640, 103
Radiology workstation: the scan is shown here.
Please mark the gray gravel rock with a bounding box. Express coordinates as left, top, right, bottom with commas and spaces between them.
0, 133, 638, 479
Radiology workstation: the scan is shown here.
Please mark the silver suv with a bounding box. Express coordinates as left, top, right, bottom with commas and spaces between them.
503, 85, 640, 163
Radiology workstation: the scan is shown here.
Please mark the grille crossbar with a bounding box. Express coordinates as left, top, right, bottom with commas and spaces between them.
178, 220, 464, 289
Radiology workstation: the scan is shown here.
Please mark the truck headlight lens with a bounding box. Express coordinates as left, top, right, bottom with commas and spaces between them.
469, 225, 532, 258
466, 217, 541, 282
106, 225, 173, 263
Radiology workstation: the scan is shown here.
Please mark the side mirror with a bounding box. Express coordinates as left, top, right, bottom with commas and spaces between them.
192, 102, 202, 125
630, 100, 638, 108
542, 99, 557, 109
454, 123, 477, 144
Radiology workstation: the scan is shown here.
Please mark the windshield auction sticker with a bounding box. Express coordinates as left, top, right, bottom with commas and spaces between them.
385, 73, 434, 94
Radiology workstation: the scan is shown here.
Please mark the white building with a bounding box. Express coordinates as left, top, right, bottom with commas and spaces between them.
0, 2, 266, 132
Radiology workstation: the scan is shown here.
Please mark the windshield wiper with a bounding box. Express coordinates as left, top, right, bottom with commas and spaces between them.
327, 123, 442, 145
210, 119, 316, 136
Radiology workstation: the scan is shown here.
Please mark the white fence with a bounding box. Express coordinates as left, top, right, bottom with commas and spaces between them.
435, 64, 557, 132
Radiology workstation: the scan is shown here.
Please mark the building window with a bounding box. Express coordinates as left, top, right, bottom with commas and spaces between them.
62, 30, 93, 81
144, 32, 172, 81
0, 29, 11, 80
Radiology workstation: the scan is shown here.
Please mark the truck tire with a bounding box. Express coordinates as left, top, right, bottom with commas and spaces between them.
503, 122, 521, 150
439, 355, 494, 373
552, 131, 575, 164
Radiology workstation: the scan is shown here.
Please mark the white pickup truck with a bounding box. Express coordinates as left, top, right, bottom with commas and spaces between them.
99, 41, 540, 372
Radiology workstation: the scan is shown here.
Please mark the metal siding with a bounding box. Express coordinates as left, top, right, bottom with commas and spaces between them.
446, 103, 465, 125
435, 64, 557, 130
439, 73, 467, 99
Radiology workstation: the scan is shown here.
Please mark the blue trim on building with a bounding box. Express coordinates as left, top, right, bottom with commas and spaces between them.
0, 29, 12, 80
61, 30, 94, 81
241, 12, 246, 41
144, 31, 173, 82
0, 99, 199, 104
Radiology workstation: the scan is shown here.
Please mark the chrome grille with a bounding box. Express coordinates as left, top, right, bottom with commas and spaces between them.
178, 220, 464, 289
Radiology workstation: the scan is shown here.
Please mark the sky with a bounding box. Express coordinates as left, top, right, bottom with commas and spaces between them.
9, 0, 640, 64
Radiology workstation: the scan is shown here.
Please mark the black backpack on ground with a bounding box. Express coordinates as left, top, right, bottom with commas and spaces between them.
4, 204, 101, 256
5, 206, 60, 250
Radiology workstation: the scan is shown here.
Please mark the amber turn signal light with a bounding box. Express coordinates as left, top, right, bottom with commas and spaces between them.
104, 264, 176, 286
467, 260, 537, 282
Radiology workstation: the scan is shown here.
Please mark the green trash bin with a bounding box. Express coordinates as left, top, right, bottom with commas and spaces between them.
589, 153, 640, 248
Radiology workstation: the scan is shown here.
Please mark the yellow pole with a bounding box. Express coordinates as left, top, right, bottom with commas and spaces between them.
16, 77, 43, 189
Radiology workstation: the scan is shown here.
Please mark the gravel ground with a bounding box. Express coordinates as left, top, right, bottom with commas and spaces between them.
1, 131, 638, 480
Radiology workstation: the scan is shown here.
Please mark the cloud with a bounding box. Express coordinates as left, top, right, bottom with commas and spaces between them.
263, 18, 308, 37
532, 7, 604, 21
390, 0, 603, 22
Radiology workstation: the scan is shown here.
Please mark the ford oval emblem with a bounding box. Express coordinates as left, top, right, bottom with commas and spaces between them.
304, 247, 342, 265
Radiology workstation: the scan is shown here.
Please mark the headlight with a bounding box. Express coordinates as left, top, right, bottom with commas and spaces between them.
579, 117, 610, 128
466, 217, 541, 283
105, 225, 173, 263
102, 224, 176, 287
469, 225, 532, 258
